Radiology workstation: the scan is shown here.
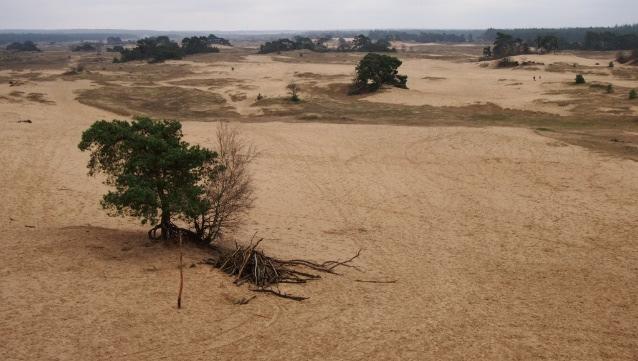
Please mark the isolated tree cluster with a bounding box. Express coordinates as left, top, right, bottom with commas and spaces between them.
79, 117, 255, 243
259, 36, 324, 54
349, 53, 408, 95
115, 34, 228, 63
489, 32, 530, 59
6, 41, 40, 52
72, 43, 97, 52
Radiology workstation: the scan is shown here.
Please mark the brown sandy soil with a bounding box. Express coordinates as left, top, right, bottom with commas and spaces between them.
1, 47, 638, 360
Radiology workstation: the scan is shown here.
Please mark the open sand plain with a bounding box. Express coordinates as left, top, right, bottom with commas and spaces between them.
1, 43, 638, 360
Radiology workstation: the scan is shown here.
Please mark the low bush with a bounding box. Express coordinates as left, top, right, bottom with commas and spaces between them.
575, 74, 586, 84
496, 57, 519, 68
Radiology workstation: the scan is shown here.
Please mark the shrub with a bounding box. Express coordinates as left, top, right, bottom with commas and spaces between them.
496, 57, 519, 68
575, 74, 586, 84
609, 61, 614, 68
72, 43, 97, 52
630, 89, 637, 99
287, 83, 301, 102
607, 84, 614, 93
349, 53, 408, 95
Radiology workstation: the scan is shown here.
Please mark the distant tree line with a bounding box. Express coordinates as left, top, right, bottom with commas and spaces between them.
115, 34, 228, 63
72, 43, 98, 52
369, 30, 468, 43
258, 34, 394, 54
0, 32, 136, 45
207, 34, 232, 46
259, 36, 325, 54
483, 28, 638, 60
483, 24, 638, 50
5, 41, 40, 52
583, 31, 638, 51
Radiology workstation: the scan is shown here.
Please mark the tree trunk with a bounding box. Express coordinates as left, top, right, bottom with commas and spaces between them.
160, 211, 171, 240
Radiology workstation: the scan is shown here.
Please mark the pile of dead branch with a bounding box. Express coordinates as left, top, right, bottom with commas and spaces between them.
205, 238, 361, 301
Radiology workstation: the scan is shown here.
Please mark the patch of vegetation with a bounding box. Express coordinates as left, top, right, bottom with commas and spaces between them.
106, 36, 123, 44
575, 74, 586, 84
630, 89, 637, 100
181, 36, 220, 55
616, 50, 638, 65
349, 53, 407, 95
341, 34, 395, 52
117, 36, 183, 63
72, 43, 97, 52
77, 86, 238, 120
6, 41, 40, 52
496, 57, 519, 68
259, 36, 321, 54
486, 32, 530, 59
206, 34, 232, 46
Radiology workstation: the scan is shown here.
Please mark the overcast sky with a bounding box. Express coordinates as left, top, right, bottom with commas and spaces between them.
1, 0, 636, 30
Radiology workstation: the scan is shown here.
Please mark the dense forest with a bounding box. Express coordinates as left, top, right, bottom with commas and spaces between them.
484, 24, 638, 50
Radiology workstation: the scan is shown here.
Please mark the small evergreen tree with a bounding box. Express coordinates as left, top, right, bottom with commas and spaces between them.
575, 74, 586, 84
349, 53, 408, 94
78, 117, 218, 240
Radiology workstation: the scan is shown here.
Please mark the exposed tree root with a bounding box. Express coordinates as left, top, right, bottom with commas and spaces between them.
204, 236, 361, 301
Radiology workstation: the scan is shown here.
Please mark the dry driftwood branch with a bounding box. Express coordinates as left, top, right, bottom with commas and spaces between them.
207, 238, 361, 301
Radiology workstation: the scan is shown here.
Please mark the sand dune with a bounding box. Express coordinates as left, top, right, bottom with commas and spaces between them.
2, 72, 638, 359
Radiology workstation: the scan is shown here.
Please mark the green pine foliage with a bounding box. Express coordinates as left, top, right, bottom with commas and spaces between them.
349, 53, 408, 95
78, 117, 218, 239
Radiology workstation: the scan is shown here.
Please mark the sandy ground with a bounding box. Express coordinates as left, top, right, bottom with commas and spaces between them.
365, 54, 638, 115
176, 51, 638, 116
1, 65, 638, 360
